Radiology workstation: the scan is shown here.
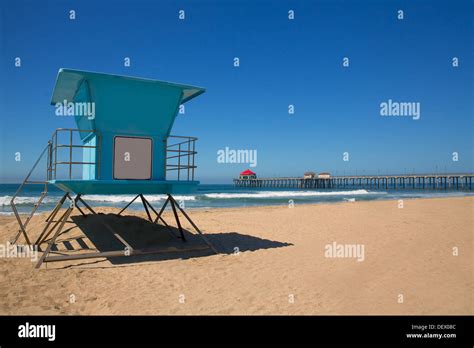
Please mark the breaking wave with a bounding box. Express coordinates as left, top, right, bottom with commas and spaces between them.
0, 194, 196, 206
204, 189, 386, 199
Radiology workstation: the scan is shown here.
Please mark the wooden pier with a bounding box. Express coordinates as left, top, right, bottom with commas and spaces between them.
233, 173, 474, 190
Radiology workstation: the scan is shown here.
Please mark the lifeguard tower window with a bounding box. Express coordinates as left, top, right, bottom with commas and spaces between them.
113, 136, 152, 180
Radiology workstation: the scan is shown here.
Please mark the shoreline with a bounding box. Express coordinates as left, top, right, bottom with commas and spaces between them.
3, 193, 474, 217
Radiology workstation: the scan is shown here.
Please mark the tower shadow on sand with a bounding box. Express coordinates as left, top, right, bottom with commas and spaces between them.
47, 214, 293, 266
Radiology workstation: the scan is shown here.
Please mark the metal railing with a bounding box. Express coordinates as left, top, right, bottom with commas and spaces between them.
48, 128, 100, 180
165, 135, 197, 181
10, 128, 100, 244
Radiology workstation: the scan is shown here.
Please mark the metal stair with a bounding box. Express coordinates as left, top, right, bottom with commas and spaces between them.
10, 141, 52, 245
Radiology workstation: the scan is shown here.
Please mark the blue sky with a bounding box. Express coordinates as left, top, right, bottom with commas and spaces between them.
1, 0, 473, 183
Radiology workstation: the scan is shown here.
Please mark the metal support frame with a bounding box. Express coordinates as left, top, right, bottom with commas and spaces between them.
167, 195, 218, 254
30, 193, 217, 269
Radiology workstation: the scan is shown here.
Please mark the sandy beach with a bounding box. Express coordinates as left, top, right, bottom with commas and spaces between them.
0, 196, 472, 315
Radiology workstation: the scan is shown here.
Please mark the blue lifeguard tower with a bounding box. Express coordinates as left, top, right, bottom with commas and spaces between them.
10, 69, 217, 268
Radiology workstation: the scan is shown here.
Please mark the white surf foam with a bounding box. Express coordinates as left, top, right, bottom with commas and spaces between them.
0, 194, 196, 206
0, 196, 61, 206
204, 189, 386, 199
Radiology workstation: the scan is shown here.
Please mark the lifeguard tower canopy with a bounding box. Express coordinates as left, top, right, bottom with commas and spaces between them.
48, 68, 205, 194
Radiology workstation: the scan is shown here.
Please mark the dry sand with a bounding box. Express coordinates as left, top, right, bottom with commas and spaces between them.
0, 197, 472, 315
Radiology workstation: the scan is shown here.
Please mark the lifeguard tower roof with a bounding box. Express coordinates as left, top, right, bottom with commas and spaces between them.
47, 68, 205, 195
51, 68, 205, 138
52, 69, 205, 105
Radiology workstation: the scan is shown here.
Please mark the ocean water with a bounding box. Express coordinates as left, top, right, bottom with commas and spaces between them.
0, 183, 472, 215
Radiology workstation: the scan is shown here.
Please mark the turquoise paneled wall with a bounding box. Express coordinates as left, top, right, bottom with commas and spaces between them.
82, 134, 96, 180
